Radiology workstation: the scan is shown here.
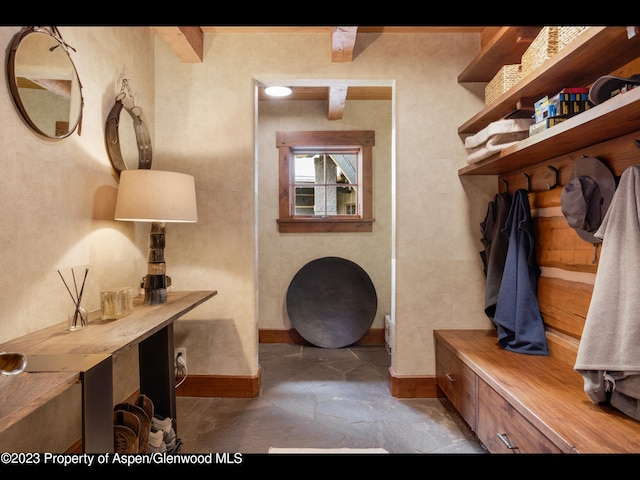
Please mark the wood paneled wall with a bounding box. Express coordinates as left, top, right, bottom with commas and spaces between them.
505, 129, 640, 366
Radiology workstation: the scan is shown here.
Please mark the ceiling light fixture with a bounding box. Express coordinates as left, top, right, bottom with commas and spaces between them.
264, 86, 292, 97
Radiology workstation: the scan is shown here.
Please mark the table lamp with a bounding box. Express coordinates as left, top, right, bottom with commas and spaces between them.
114, 169, 197, 305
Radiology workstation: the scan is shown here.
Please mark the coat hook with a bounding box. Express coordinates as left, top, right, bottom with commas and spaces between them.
501, 178, 509, 193
522, 172, 530, 191
546, 166, 559, 190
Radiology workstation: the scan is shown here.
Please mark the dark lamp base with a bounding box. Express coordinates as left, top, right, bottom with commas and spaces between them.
144, 222, 168, 305
144, 287, 167, 305
142, 274, 171, 305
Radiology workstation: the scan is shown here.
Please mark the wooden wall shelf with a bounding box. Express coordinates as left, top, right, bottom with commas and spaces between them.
458, 26, 541, 83
459, 27, 640, 136
459, 85, 640, 176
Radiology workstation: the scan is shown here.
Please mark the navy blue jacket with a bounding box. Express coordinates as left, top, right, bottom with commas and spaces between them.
493, 189, 549, 355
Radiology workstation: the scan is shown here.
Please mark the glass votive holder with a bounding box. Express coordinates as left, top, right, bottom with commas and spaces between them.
101, 287, 134, 320
68, 304, 88, 331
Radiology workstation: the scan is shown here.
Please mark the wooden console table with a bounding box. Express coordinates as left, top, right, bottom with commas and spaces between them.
0, 371, 80, 435
0, 290, 217, 453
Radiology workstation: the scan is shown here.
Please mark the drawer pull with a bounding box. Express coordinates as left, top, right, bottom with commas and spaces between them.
497, 433, 518, 450
445, 373, 456, 382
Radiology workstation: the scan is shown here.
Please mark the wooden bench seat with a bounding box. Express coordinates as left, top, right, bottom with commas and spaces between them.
434, 329, 640, 454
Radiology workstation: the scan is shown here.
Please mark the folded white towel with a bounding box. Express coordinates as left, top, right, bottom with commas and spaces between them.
466, 131, 530, 164
464, 118, 534, 150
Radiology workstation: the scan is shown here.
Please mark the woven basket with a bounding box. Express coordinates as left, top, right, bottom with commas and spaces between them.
558, 26, 588, 51
521, 27, 559, 78
485, 64, 522, 105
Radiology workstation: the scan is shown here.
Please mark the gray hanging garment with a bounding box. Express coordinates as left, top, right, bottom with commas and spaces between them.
480, 191, 511, 324
575, 164, 640, 420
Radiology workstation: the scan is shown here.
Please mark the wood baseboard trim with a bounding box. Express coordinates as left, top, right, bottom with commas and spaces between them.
175, 330, 385, 398
174, 362, 436, 399
176, 367, 261, 398
387, 367, 439, 398
175, 363, 438, 399
259, 328, 385, 345
65, 438, 83, 454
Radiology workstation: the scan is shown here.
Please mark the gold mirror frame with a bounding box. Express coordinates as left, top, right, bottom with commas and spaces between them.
6, 26, 84, 139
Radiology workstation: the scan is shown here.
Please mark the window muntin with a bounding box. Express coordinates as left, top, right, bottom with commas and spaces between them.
293, 151, 359, 216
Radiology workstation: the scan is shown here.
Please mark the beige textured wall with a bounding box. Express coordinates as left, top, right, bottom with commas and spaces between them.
0, 26, 155, 342
0, 28, 499, 452
257, 99, 392, 334
155, 30, 496, 379
0, 26, 154, 451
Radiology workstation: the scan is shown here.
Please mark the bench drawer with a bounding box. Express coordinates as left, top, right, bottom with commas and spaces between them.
476, 379, 561, 453
435, 337, 477, 430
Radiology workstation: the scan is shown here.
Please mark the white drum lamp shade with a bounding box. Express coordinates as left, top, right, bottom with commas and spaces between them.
115, 169, 198, 304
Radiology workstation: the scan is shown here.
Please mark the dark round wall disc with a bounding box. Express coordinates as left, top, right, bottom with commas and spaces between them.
286, 257, 378, 348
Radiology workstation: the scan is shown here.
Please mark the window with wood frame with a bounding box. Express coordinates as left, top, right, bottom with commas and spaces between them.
276, 131, 375, 233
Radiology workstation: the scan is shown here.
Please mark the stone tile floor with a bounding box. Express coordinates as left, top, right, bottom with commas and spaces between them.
176, 343, 486, 455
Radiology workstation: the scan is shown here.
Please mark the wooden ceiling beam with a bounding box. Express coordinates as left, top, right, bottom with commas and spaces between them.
157, 26, 485, 65
328, 84, 348, 120
151, 26, 204, 63
258, 85, 392, 102
331, 27, 358, 63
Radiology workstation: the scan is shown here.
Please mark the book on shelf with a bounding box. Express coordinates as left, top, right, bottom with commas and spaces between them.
529, 116, 567, 136
533, 88, 594, 127
547, 97, 571, 117
534, 96, 550, 123
545, 91, 593, 119
571, 93, 593, 115
559, 87, 590, 94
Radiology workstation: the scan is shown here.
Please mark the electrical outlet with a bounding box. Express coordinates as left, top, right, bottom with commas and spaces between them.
174, 348, 187, 369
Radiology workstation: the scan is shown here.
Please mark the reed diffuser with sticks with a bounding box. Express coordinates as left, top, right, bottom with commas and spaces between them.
58, 267, 89, 331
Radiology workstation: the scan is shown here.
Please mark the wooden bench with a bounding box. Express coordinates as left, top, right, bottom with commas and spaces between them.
434, 329, 640, 453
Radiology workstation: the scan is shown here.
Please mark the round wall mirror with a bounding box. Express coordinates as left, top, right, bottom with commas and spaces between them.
6, 27, 83, 139
105, 94, 152, 174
